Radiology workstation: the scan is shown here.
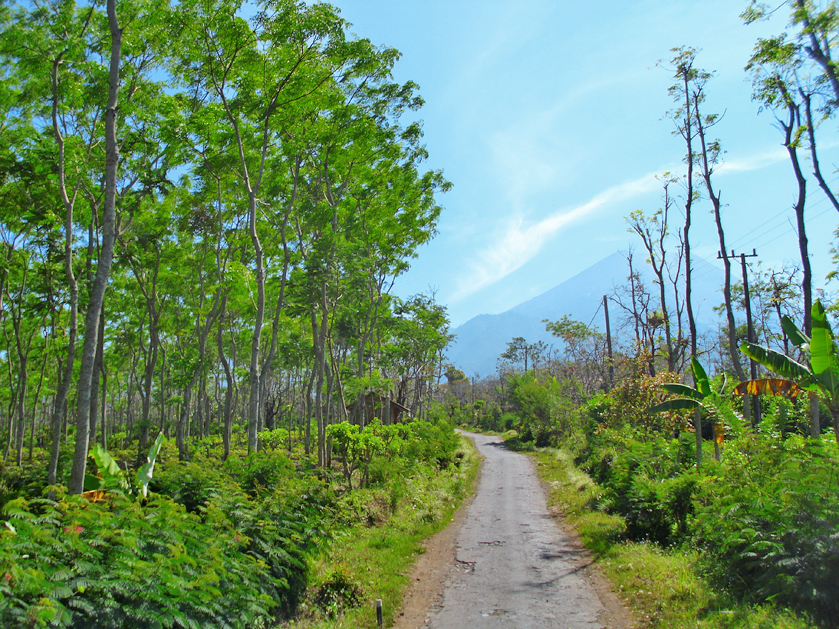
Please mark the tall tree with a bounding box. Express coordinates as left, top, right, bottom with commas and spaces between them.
667, 48, 701, 358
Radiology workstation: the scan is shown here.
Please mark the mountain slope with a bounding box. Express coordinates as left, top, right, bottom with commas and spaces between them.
446, 250, 724, 377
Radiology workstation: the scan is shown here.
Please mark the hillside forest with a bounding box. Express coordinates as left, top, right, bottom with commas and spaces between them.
2, 0, 839, 628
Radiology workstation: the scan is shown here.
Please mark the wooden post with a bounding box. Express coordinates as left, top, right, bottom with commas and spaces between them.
603, 295, 614, 389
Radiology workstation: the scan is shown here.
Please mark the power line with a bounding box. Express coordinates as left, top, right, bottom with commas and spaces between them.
726, 174, 839, 251
686, 200, 836, 285
587, 301, 603, 329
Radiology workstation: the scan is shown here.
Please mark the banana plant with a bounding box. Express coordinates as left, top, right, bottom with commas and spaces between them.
739, 300, 839, 444
83, 433, 165, 499
649, 356, 727, 466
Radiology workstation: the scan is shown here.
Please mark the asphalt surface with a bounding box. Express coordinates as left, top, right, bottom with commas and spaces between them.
424, 431, 610, 628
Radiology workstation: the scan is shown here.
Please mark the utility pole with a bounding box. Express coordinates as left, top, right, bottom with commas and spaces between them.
719, 248, 760, 424
603, 295, 614, 389
471, 376, 476, 421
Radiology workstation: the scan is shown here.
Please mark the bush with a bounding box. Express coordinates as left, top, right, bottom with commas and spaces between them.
312, 565, 363, 617
0, 492, 274, 628
401, 420, 460, 468
149, 459, 231, 512
691, 434, 839, 627
582, 431, 698, 547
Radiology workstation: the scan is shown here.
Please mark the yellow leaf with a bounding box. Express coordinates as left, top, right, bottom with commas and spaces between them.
733, 378, 803, 399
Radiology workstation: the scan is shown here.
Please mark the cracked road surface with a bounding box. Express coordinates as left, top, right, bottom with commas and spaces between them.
423, 431, 616, 628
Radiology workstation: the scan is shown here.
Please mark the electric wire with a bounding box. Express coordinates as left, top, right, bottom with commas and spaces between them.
687, 188, 838, 284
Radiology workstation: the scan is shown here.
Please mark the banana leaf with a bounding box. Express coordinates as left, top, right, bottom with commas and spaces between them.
660, 383, 704, 400
136, 433, 164, 498
781, 314, 809, 348
733, 378, 804, 399
740, 342, 811, 380
809, 301, 839, 395
691, 357, 712, 398
649, 398, 701, 414
92, 444, 128, 492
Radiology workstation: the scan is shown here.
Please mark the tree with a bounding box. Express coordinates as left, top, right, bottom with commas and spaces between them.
649, 357, 731, 466
739, 300, 839, 442
626, 174, 688, 373
666, 49, 701, 357
744, 1, 839, 212
499, 336, 546, 374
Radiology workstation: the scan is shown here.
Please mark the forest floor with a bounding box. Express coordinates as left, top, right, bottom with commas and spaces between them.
393, 431, 634, 629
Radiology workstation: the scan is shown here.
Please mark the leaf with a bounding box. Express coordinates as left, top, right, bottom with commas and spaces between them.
660, 383, 703, 400
648, 398, 700, 413
781, 315, 809, 348
740, 342, 811, 380
83, 473, 103, 492
691, 357, 712, 397
92, 444, 126, 491
809, 300, 839, 395
714, 422, 725, 445
136, 433, 165, 498
733, 378, 805, 399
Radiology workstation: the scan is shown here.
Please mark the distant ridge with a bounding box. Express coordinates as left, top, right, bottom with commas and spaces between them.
446, 250, 724, 377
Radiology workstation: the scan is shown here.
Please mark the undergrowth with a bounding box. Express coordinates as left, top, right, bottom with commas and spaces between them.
530, 447, 814, 629
0, 420, 473, 628
285, 433, 479, 628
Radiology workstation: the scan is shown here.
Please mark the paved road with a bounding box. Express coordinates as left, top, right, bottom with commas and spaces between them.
424, 431, 610, 629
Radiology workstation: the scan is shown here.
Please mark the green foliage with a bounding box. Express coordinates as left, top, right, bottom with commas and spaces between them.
692, 434, 839, 627
581, 431, 699, 547
311, 565, 363, 618
258, 428, 289, 452
327, 419, 460, 490
400, 420, 461, 469
149, 459, 231, 513
741, 300, 839, 443
0, 492, 274, 628
84, 434, 165, 499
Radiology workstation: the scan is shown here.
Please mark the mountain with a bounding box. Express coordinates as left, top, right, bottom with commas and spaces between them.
446, 251, 725, 377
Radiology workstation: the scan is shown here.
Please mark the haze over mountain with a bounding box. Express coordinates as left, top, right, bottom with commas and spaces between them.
446, 251, 726, 377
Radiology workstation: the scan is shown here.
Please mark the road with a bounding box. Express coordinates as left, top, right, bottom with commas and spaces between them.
419, 431, 623, 629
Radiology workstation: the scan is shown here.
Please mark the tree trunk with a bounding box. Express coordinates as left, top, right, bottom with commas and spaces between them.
809, 391, 821, 438
218, 317, 234, 461
68, 0, 122, 494
88, 302, 105, 449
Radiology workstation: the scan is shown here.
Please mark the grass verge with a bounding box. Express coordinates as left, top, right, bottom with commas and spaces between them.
530, 447, 810, 629
283, 434, 480, 628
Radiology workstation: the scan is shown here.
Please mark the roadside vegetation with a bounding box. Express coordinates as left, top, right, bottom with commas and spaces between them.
449, 357, 837, 628
0, 419, 477, 628
440, 4, 839, 626
0, 0, 469, 626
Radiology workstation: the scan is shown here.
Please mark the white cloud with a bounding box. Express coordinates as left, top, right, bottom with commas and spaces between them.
716, 148, 788, 174
450, 172, 661, 301
449, 145, 804, 304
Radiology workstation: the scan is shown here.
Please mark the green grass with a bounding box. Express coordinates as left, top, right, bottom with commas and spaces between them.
283, 435, 480, 628
529, 448, 811, 629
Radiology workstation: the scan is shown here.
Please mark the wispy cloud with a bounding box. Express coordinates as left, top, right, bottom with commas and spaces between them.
450, 173, 660, 301
450, 144, 805, 303
716, 148, 788, 174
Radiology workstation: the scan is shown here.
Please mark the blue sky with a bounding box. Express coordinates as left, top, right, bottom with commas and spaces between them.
331, 0, 839, 327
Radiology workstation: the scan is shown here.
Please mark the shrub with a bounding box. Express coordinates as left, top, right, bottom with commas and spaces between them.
582, 431, 698, 547
692, 433, 839, 627
0, 492, 274, 628
150, 459, 231, 512
312, 565, 363, 617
